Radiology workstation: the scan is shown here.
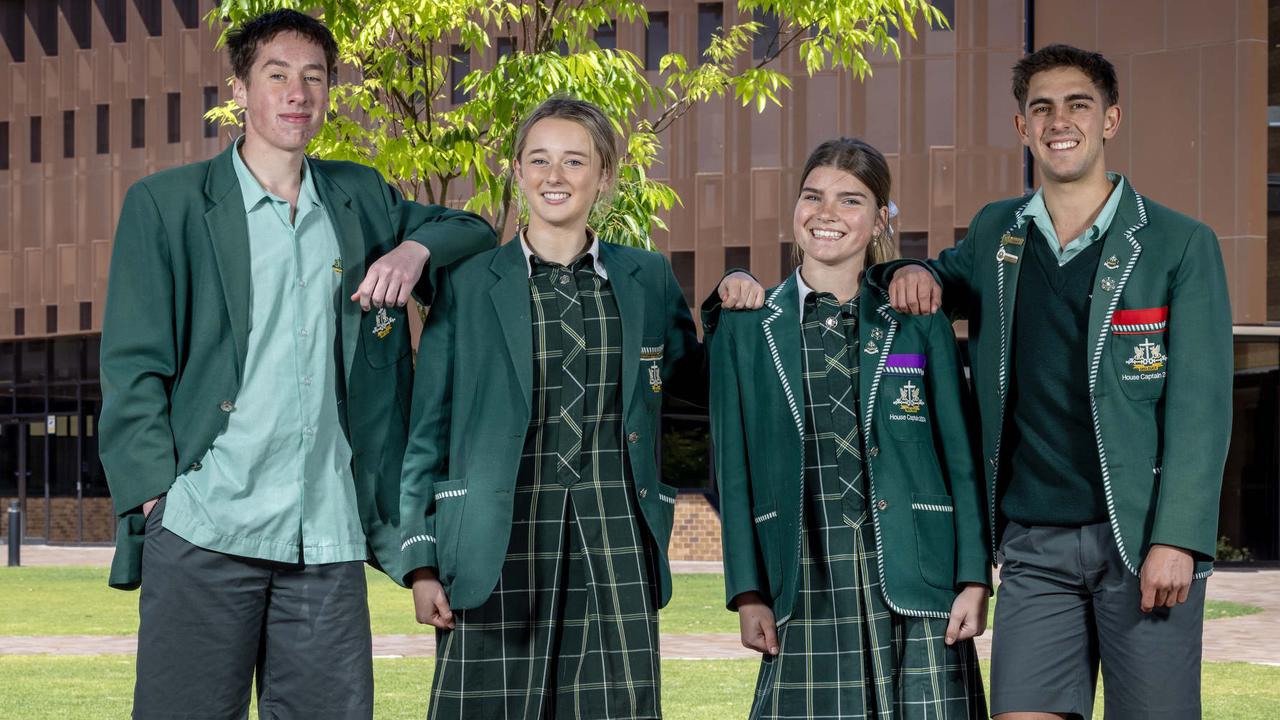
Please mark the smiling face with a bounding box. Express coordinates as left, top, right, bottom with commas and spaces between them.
792, 165, 887, 270
1015, 66, 1120, 186
232, 32, 329, 156
514, 117, 609, 233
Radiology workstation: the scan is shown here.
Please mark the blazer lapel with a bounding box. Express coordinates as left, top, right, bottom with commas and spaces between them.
489, 240, 534, 412
312, 166, 366, 387
761, 277, 804, 438
995, 201, 1032, 403
599, 243, 645, 420
858, 294, 898, 440
1086, 182, 1149, 392
203, 144, 251, 378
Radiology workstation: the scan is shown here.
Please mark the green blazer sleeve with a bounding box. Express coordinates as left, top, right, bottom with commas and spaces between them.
923, 311, 991, 589
397, 268, 458, 584
1149, 223, 1232, 560
709, 317, 765, 607
99, 183, 179, 517
386, 181, 496, 301
661, 254, 708, 407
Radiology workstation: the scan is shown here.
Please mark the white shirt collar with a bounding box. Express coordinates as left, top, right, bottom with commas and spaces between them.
794, 267, 815, 317
519, 230, 608, 279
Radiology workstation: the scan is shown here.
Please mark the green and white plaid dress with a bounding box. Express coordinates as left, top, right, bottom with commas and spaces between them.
428, 251, 661, 720
749, 292, 985, 720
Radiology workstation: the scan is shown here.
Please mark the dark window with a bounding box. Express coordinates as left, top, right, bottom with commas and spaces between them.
753, 9, 780, 60
934, 0, 956, 29
697, 3, 723, 59
30, 116, 41, 163
79, 302, 92, 331
32, 0, 57, 56
899, 231, 929, 260
137, 0, 162, 37
780, 242, 798, 281
645, 12, 669, 71
166, 92, 181, 143
724, 246, 750, 274
202, 86, 219, 138
99, 0, 126, 43
131, 98, 145, 149
96, 104, 109, 153
46, 305, 57, 334
67, 2, 92, 49
595, 23, 616, 51
496, 37, 515, 59
671, 251, 695, 307
0, 2, 23, 62
63, 110, 74, 158
450, 45, 470, 104
14, 308, 24, 337
175, 0, 201, 29
0, 121, 8, 170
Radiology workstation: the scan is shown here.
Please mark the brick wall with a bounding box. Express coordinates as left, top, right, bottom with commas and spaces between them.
667, 492, 723, 562
0, 497, 114, 543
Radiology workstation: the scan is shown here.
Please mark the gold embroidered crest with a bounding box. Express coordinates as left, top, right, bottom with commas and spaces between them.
372, 308, 395, 339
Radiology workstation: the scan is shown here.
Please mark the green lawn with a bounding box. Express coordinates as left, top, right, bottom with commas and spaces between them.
0, 566, 1263, 636
2, 656, 1278, 719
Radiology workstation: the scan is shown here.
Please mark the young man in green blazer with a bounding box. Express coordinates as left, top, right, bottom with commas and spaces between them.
98, 10, 495, 718
885, 45, 1231, 719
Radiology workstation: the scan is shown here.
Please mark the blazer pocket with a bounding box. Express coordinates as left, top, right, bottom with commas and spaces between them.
911, 493, 957, 590
751, 501, 783, 599
1109, 306, 1168, 401
430, 479, 468, 580
362, 306, 412, 368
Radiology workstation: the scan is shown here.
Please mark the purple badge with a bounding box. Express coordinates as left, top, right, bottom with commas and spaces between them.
884, 353, 926, 376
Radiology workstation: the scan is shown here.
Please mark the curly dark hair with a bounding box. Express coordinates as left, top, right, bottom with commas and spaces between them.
226, 9, 339, 82
1012, 44, 1118, 111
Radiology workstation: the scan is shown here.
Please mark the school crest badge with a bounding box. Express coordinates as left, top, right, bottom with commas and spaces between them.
1125, 339, 1167, 372
372, 308, 395, 339
641, 345, 664, 392
892, 381, 924, 414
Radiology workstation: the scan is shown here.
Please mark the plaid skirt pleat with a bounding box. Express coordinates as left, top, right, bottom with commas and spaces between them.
427, 252, 660, 720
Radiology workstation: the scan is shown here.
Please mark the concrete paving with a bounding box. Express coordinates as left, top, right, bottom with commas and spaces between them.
5, 545, 1279, 664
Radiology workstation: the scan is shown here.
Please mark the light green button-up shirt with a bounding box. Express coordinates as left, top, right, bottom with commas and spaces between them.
1021, 172, 1126, 266
162, 139, 367, 564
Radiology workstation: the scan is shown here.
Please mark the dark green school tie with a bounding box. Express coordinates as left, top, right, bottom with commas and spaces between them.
812, 293, 866, 521
542, 255, 592, 487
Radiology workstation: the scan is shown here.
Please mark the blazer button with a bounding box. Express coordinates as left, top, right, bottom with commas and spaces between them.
189, 462, 202, 472
876, 499, 889, 511
219, 400, 235, 413
627, 431, 640, 444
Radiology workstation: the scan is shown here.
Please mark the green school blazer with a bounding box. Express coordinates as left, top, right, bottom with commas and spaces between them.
99, 143, 497, 589
710, 274, 990, 623
874, 178, 1232, 577
397, 239, 706, 608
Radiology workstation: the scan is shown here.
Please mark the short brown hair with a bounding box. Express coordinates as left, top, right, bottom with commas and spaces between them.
1012, 44, 1118, 112
226, 9, 339, 82
796, 137, 899, 266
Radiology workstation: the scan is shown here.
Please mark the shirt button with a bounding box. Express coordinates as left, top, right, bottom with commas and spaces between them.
302, 376, 313, 386
558, 274, 570, 285
877, 499, 889, 511
298, 278, 308, 288
824, 316, 838, 329
303, 426, 316, 437
299, 328, 309, 337
189, 462, 202, 472
219, 400, 235, 412
627, 432, 640, 444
